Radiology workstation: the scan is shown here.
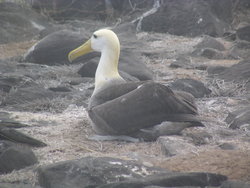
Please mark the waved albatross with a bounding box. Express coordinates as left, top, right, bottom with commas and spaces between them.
68, 29, 204, 142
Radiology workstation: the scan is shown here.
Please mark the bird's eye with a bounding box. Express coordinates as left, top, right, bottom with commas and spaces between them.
93, 34, 97, 39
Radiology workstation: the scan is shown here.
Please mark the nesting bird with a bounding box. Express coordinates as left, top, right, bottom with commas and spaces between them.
68, 29, 204, 141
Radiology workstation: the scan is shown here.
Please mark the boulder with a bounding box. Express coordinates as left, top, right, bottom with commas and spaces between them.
170, 56, 194, 69
0, 2, 50, 44
169, 78, 211, 98
77, 58, 98, 78
0, 141, 38, 174
0, 112, 28, 129
218, 143, 236, 150
194, 48, 225, 59
141, 0, 231, 37
38, 156, 227, 188
192, 36, 226, 59
225, 107, 250, 129
236, 25, 250, 42
118, 48, 153, 80
229, 40, 250, 59
223, 30, 237, 41
216, 59, 250, 90
207, 66, 228, 75
24, 30, 90, 65
195, 35, 225, 51
159, 136, 197, 157
0, 127, 47, 147
0, 120, 27, 129
169, 56, 208, 70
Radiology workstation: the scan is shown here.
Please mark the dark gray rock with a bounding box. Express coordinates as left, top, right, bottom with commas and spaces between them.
236, 25, 250, 42
159, 137, 196, 157
229, 40, 250, 59
0, 120, 28, 129
192, 36, 226, 59
207, 66, 228, 75
218, 143, 236, 150
223, 31, 236, 41
141, 0, 231, 37
0, 141, 38, 174
195, 35, 225, 51
0, 183, 41, 188
0, 112, 29, 129
0, 2, 51, 44
118, 48, 153, 81
119, 71, 140, 82
216, 59, 250, 90
24, 30, 89, 65
97, 172, 226, 188
0, 127, 47, 147
221, 180, 250, 188
225, 107, 250, 129
38, 156, 227, 188
169, 56, 207, 70
170, 56, 193, 69
196, 48, 225, 59
77, 58, 98, 78
38, 156, 166, 188
169, 78, 211, 98
0, 78, 12, 93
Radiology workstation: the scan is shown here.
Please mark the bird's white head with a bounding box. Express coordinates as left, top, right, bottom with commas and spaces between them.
68, 29, 123, 92
91, 29, 120, 53
68, 29, 120, 62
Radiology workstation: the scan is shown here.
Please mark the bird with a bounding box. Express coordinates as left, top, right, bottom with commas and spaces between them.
68, 29, 204, 142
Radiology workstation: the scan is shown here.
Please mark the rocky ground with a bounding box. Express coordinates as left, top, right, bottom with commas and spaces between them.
0, 1, 250, 187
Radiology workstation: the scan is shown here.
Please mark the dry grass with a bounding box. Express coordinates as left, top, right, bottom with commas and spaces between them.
17, 97, 74, 113
208, 78, 247, 97
155, 149, 250, 182
0, 40, 37, 59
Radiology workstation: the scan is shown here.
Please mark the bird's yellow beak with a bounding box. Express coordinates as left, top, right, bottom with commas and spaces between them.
68, 39, 93, 62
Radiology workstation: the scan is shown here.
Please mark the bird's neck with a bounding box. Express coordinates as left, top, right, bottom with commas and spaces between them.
94, 47, 123, 92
